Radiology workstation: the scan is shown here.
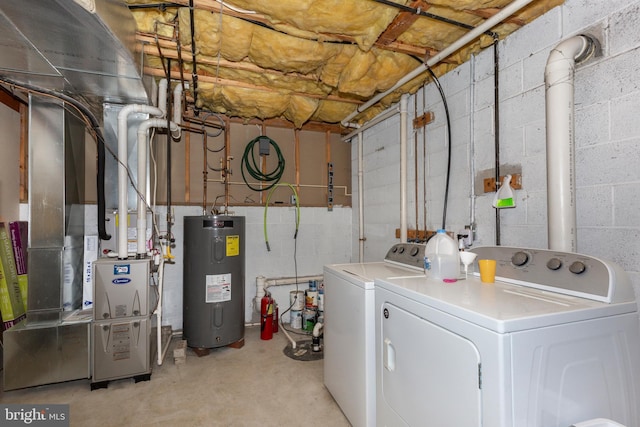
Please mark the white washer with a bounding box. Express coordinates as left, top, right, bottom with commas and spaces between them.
375, 246, 640, 427
324, 243, 426, 427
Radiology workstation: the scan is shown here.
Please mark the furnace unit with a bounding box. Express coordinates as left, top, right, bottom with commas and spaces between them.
91, 258, 153, 388
183, 216, 245, 349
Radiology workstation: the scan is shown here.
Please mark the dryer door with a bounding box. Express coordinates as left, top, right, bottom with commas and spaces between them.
380, 302, 482, 427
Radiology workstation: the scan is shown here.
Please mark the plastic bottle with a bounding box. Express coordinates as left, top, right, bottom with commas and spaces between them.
424, 229, 460, 280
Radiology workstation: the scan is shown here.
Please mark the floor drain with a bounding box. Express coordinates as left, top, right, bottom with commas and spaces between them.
283, 340, 323, 361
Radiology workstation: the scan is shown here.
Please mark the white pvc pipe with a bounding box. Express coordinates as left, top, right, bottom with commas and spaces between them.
154, 259, 165, 365
358, 131, 365, 262
137, 118, 180, 256
117, 105, 163, 259
172, 83, 184, 139
399, 94, 408, 243
158, 79, 168, 116
254, 275, 266, 313
263, 274, 323, 288
340, 0, 536, 126
545, 35, 594, 252
341, 105, 398, 142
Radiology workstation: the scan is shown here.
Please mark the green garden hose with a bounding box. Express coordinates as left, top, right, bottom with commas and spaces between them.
241, 135, 285, 191
264, 183, 300, 251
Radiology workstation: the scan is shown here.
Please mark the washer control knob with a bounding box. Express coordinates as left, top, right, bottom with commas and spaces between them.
392, 246, 398, 253
398, 246, 405, 254
546, 258, 562, 271
511, 251, 529, 267
569, 261, 587, 274
410, 247, 419, 257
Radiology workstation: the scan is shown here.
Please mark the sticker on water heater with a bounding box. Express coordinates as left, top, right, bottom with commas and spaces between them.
205, 273, 232, 303
226, 235, 239, 257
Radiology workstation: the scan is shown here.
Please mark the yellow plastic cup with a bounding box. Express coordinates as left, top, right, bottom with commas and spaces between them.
478, 259, 497, 283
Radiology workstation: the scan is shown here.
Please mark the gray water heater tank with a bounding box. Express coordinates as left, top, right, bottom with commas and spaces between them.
183, 215, 245, 348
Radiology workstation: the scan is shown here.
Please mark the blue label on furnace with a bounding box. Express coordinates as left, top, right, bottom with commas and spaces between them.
113, 264, 130, 275
112, 278, 131, 285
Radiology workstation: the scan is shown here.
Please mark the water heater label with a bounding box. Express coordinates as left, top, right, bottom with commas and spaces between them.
226, 235, 239, 256
206, 273, 232, 303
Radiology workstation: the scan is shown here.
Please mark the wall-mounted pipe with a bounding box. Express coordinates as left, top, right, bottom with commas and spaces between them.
358, 131, 365, 262
340, 0, 535, 126
399, 94, 408, 243
158, 78, 168, 115
136, 118, 179, 256
172, 83, 184, 139
117, 104, 163, 259
545, 35, 595, 252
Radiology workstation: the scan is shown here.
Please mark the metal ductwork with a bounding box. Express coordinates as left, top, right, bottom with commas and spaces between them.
0, 0, 153, 390
0, 0, 150, 113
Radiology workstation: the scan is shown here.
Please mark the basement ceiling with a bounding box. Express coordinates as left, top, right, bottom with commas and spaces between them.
129, 0, 561, 130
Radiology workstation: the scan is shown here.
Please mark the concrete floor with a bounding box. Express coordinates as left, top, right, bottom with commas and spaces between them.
0, 326, 350, 427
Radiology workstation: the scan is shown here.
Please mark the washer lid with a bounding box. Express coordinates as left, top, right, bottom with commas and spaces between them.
374, 275, 638, 333
325, 262, 424, 289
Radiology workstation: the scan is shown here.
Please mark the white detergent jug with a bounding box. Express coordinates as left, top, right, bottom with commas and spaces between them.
424, 229, 460, 281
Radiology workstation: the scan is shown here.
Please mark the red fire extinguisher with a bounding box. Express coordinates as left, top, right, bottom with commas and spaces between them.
260, 294, 274, 340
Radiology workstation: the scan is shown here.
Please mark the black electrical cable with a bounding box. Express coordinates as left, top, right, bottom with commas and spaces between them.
0, 77, 111, 241
240, 136, 285, 191
425, 68, 452, 231
372, 0, 498, 38
188, 0, 200, 115
493, 37, 501, 246
165, 58, 176, 254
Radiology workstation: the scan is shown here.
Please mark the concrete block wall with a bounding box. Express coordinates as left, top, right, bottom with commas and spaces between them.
85, 204, 352, 328
354, 0, 640, 290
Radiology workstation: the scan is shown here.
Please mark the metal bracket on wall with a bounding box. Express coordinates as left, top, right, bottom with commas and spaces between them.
327, 162, 334, 211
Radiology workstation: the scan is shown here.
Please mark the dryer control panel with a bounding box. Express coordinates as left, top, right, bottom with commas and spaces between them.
470, 246, 634, 304
384, 243, 425, 270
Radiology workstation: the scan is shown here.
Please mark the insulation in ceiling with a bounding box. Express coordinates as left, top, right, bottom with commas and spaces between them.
128, 0, 563, 129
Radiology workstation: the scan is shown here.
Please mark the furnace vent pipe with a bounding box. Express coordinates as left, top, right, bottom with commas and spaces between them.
117, 105, 164, 259
158, 79, 168, 115
172, 83, 184, 139
545, 35, 595, 252
136, 118, 179, 256
341, 0, 535, 126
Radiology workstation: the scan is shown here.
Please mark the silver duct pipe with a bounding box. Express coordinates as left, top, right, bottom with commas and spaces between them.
545, 35, 595, 252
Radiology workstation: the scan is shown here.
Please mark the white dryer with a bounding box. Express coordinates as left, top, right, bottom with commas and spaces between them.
375, 246, 640, 427
324, 243, 426, 427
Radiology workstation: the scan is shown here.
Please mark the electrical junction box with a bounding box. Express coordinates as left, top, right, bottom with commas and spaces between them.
259, 136, 270, 155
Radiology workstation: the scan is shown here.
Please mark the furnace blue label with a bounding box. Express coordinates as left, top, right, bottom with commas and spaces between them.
113, 264, 130, 275
112, 278, 131, 285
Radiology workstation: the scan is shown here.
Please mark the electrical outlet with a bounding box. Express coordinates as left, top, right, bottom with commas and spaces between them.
290, 194, 297, 205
